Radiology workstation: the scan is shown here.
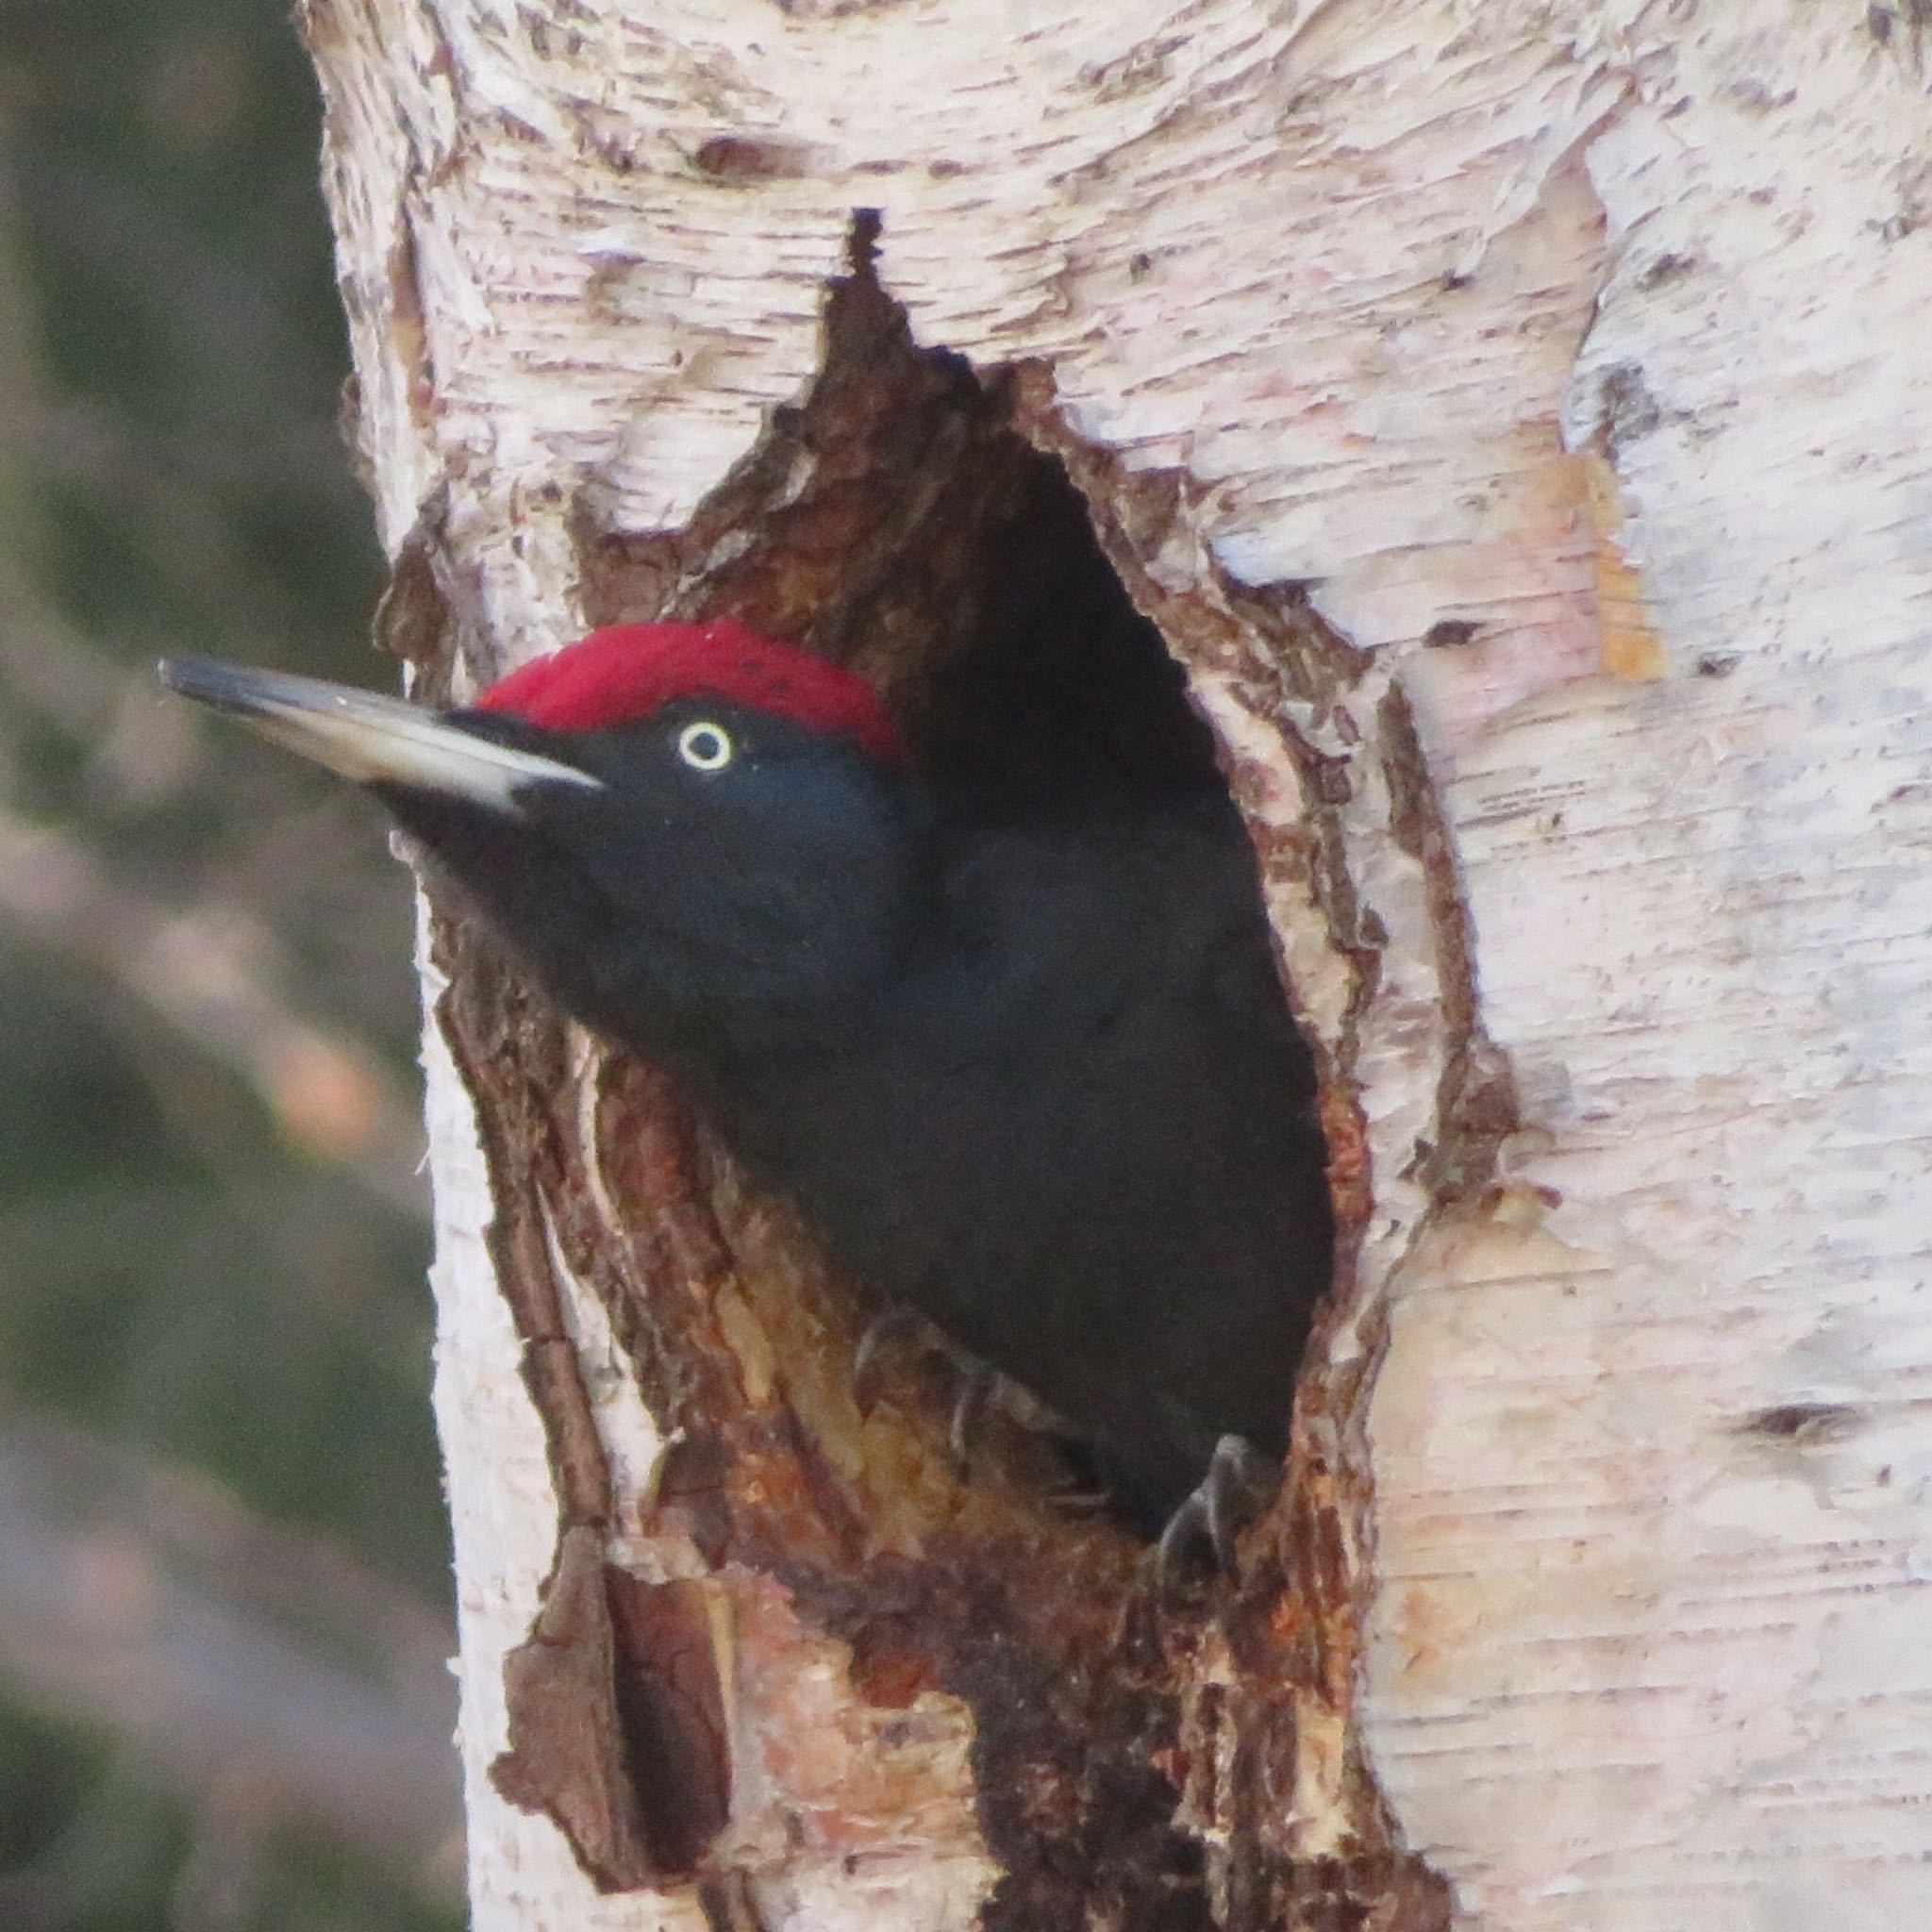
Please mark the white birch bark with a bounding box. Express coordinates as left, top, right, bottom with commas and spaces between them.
298, 1, 1932, 1926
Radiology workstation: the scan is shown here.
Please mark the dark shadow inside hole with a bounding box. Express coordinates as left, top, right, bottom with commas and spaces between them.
903, 445, 1226, 800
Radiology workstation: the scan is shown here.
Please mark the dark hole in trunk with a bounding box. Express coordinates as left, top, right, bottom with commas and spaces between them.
518, 207, 1403, 1932
574, 206, 1335, 1552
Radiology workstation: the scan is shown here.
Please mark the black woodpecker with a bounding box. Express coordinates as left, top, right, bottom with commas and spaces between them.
162, 621, 1333, 1557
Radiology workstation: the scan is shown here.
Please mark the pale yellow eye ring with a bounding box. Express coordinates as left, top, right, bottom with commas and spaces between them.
676, 720, 734, 772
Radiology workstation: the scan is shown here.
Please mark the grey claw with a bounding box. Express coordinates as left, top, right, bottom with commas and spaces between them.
852, 1305, 927, 1415
1156, 1435, 1279, 1592
1156, 1488, 1212, 1590
947, 1363, 997, 1475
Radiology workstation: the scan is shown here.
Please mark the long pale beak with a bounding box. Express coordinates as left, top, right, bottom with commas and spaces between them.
159, 657, 600, 814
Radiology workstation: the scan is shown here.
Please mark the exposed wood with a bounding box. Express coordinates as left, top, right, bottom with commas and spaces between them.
300, 1, 1932, 1926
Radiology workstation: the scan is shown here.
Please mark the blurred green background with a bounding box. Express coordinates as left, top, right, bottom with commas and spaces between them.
0, 3, 460, 1926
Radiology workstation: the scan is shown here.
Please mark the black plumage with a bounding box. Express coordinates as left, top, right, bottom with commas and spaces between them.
162, 628, 1332, 1534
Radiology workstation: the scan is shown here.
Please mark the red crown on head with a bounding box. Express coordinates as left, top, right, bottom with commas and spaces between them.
475, 620, 906, 767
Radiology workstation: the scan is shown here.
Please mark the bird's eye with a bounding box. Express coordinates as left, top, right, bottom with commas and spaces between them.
676, 720, 735, 772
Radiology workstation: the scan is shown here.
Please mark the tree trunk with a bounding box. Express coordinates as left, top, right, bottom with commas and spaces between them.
296, 2, 1932, 1927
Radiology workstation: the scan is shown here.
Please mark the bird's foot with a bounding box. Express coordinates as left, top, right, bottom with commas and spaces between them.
1156, 1435, 1279, 1591
851, 1305, 1006, 1478
851, 1304, 934, 1415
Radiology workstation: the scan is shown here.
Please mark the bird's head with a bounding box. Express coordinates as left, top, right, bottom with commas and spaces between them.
161, 622, 924, 1055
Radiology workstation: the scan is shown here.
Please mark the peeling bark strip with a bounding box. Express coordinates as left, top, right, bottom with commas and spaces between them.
490, 1526, 661, 1890
491, 1537, 731, 1888
433, 945, 732, 1888
307, 0, 1932, 1927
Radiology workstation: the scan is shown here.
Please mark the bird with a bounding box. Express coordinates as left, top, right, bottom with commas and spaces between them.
160, 619, 1333, 1559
